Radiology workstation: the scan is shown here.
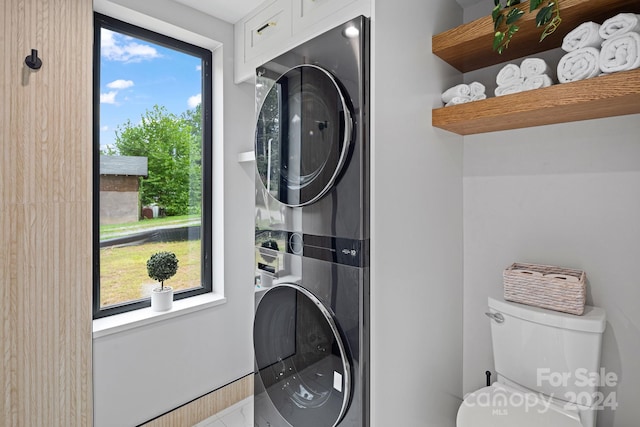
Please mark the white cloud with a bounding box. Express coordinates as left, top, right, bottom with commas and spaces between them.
101, 28, 160, 62
100, 91, 118, 104
101, 125, 109, 132
187, 94, 201, 109
196, 65, 202, 71
107, 79, 134, 89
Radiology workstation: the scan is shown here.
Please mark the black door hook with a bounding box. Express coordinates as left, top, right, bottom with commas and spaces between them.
25, 49, 42, 70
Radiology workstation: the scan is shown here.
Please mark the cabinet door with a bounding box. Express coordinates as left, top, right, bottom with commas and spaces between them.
234, 0, 370, 83
292, 0, 357, 33
244, 0, 292, 64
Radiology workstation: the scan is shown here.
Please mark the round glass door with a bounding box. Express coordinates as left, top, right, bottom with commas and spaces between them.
255, 64, 353, 207
254, 283, 351, 427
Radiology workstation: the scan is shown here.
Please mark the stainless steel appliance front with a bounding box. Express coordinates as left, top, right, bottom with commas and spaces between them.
253, 15, 370, 427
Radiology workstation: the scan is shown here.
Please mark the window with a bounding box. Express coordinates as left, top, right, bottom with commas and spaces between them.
93, 13, 212, 318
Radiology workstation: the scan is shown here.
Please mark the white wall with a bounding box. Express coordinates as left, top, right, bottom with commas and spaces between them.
90, 1, 640, 426
462, 0, 487, 23
458, 4, 640, 426
462, 115, 640, 427
370, 1, 465, 426
92, 1, 256, 425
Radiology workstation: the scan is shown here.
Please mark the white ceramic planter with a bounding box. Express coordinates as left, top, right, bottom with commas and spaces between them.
151, 286, 173, 312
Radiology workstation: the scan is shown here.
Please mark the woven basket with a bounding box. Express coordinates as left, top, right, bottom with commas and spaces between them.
503, 262, 586, 315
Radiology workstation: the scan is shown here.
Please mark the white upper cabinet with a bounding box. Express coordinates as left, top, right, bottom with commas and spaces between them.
291, 0, 358, 33
242, 0, 292, 65
235, 0, 370, 83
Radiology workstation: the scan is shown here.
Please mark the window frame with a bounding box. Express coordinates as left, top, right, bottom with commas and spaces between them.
92, 12, 213, 319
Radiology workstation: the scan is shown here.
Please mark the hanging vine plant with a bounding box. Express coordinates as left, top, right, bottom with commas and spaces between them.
492, 0, 562, 54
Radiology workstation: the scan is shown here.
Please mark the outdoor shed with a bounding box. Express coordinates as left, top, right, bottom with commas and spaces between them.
100, 155, 148, 224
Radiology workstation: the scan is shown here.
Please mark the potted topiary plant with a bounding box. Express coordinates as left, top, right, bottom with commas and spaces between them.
147, 251, 179, 312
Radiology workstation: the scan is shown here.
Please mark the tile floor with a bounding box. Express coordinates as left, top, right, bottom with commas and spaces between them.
194, 397, 253, 427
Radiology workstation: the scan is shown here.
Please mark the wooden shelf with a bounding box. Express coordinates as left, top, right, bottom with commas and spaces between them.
433, 0, 640, 73
432, 0, 640, 134
432, 69, 640, 135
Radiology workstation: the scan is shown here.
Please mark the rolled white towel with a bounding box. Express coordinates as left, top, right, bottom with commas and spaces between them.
520, 58, 550, 78
495, 83, 524, 97
599, 13, 640, 39
441, 84, 471, 104
471, 93, 487, 101
445, 95, 472, 107
496, 63, 523, 86
599, 31, 640, 73
523, 74, 553, 91
557, 47, 601, 83
562, 21, 603, 52
469, 81, 486, 97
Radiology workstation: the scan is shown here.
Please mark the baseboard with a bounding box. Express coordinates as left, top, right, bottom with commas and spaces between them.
139, 374, 253, 427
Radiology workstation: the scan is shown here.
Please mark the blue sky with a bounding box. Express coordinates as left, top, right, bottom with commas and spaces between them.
99, 29, 202, 150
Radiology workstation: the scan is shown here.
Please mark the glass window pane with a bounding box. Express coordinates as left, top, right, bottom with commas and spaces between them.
94, 15, 211, 315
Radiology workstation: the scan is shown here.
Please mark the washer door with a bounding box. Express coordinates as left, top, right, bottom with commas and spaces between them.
254, 283, 351, 427
255, 64, 353, 207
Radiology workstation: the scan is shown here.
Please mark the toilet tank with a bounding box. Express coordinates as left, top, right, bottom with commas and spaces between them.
487, 297, 607, 403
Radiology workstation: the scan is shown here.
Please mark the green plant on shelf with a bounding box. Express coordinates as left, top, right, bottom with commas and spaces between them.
492, 0, 562, 54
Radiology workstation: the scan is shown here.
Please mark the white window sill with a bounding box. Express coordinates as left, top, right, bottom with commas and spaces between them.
93, 293, 226, 339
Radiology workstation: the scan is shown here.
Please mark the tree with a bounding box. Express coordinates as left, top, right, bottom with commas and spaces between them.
182, 104, 203, 215
112, 105, 202, 216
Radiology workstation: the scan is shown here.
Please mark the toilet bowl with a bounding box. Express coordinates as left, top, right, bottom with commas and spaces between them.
457, 382, 583, 427
457, 297, 607, 427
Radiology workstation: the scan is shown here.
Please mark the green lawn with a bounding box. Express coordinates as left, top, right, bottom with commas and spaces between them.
100, 239, 202, 307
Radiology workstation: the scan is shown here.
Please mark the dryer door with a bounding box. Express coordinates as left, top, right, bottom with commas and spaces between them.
255, 64, 353, 207
254, 283, 351, 427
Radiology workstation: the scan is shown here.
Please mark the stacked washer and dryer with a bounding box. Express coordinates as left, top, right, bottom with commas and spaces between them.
253, 17, 370, 427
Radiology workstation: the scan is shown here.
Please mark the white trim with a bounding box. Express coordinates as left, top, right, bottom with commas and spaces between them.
93, 1, 227, 319
93, 293, 226, 339
94, 0, 222, 51
237, 151, 255, 163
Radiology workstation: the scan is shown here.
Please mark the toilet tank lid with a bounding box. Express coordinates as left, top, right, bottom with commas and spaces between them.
488, 297, 606, 333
